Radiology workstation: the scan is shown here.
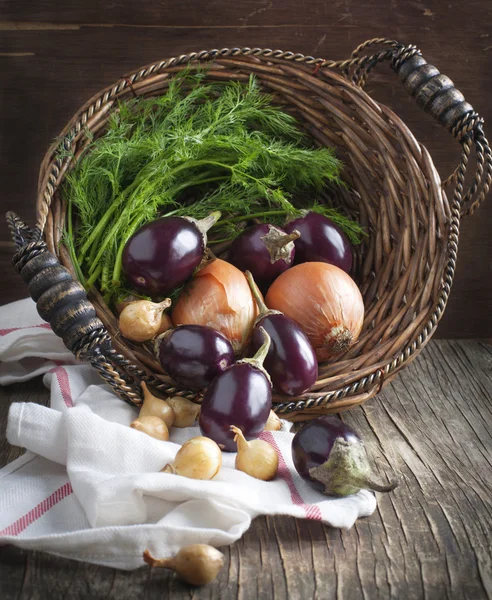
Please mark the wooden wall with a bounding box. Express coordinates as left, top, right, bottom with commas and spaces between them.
1, 0, 491, 337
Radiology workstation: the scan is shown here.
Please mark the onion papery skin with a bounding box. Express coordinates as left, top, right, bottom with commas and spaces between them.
172, 259, 259, 355
265, 262, 364, 361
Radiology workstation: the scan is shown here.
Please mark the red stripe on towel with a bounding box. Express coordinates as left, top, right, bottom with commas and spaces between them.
0, 323, 51, 336
50, 366, 74, 408
0, 482, 73, 537
260, 431, 322, 521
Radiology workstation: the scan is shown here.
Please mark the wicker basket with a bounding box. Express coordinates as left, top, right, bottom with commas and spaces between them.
7, 38, 491, 420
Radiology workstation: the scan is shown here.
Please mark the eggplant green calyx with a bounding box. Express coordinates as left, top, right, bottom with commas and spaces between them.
309, 437, 399, 497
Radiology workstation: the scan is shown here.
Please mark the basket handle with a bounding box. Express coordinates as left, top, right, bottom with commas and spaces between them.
332, 38, 491, 217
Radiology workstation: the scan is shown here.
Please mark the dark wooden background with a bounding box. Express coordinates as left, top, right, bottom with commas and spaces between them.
0, 0, 491, 337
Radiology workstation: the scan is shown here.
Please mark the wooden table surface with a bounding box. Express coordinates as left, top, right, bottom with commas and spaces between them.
1, 340, 491, 599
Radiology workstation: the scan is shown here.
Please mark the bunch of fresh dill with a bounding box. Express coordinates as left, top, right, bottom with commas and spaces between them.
62, 71, 363, 302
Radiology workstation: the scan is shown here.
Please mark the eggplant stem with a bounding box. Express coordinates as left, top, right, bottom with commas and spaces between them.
245, 271, 282, 323
245, 271, 268, 314
270, 230, 300, 251
196, 211, 222, 234
238, 327, 272, 383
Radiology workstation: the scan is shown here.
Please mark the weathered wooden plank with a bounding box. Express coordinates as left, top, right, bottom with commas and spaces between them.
0, 340, 491, 598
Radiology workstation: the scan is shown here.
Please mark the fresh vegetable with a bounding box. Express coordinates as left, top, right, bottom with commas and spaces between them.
284, 211, 353, 272
227, 224, 300, 290
264, 410, 282, 431
119, 299, 171, 342
292, 416, 398, 496
122, 212, 220, 296
230, 425, 278, 481
199, 328, 272, 452
162, 436, 222, 480
143, 545, 225, 586
247, 271, 318, 395
157, 325, 235, 390
138, 382, 175, 428
130, 415, 169, 441
266, 262, 364, 361
62, 73, 359, 303
172, 259, 259, 355
165, 397, 201, 428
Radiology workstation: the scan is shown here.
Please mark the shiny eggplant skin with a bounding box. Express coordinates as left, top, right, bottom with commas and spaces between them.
228, 224, 296, 289
291, 416, 360, 491
284, 212, 352, 273
250, 313, 318, 396
158, 325, 235, 390
122, 217, 204, 295
199, 363, 272, 451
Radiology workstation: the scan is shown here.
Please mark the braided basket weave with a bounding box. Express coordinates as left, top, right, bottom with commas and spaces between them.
7, 38, 491, 420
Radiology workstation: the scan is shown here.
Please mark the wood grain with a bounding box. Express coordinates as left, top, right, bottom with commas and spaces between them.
0, 0, 491, 339
0, 340, 491, 599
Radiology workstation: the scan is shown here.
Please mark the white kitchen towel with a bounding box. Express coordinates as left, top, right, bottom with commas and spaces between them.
0, 298, 377, 570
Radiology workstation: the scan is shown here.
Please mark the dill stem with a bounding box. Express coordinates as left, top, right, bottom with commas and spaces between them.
111, 213, 148, 286
66, 196, 86, 286
77, 163, 156, 263
77, 201, 119, 263
217, 210, 289, 224
86, 264, 102, 289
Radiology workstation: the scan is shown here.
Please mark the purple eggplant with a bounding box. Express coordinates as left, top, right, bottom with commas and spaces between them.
292, 416, 398, 496
157, 324, 235, 390
122, 211, 221, 295
228, 224, 300, 289
199, 328, 272, 451
246, 271, 317, 396
284, 211, 352, 273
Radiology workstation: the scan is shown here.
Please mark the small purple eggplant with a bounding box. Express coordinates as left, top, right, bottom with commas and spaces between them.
284, 211, 352, 273
157, 325, 235, 390
227, 224, 300, 289
292, 416, 398, 496
122, 211, 221, 295
199, 328, 272, 451
246, 271, 318, 396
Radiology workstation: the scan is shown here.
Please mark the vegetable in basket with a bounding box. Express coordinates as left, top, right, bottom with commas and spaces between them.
246, 271, 318, 396
122, 211, 220, 296
292, 416, 398, 496
199, 328, 272, 451
156, 324, 235, 390
172, 258, 258, 355
119, 298, 171, 342
284, 211, 353, 272
227, 224, 300, 290
266, 262, 364, 361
